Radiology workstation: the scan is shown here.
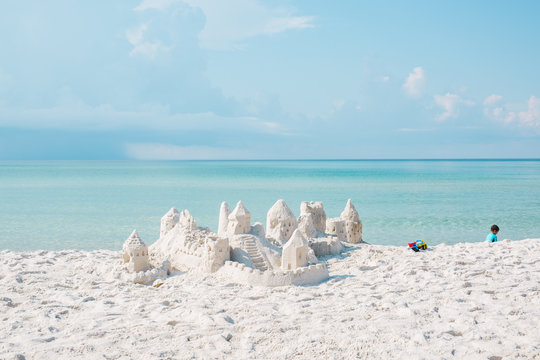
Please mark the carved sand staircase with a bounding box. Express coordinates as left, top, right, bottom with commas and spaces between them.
244, 237, 269, 271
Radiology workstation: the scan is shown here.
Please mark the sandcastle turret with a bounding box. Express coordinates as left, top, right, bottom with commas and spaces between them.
227, 201, 251, 236
340, 199, 362, 243
300, 201, 326, 234
202, 236, 230, 273
218, 201, 230, 237
297, 213, 318, 239
326, 218, 347, 241
281, 229, 310, 270
266, 199, 297, 245
122, 230, 149, 273
178, 209, 197, 230
160, 207, 180, 238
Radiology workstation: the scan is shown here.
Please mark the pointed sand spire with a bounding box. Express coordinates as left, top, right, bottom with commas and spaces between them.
218, 201, 231, 237
266, 199, 297, 244
339, 199, 362, 243
340, 199, 360, 222
160, 207, 180, 238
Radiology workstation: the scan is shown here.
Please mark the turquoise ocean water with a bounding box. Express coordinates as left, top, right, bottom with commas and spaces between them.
1, 160, 539, 251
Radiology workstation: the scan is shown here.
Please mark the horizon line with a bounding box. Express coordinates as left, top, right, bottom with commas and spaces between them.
2, 158, 540, 162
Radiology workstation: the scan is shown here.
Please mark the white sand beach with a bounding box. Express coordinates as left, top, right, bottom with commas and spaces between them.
1, 239, 539, 360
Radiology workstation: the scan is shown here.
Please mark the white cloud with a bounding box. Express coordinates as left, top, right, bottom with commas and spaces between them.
402, 67, 425, 97
189, 0, 315, 49
433, 93, 474, 121
482, 95, 515, 125
263, 15, 314, 34
134, 0, 315, 50
505, 111, 517, 124
482, 94, 540, 127
126, 24, 168, 58
124, 143, 248, 160
491, 107, 512, 124
483, 94, 502, 106
382, 76, 390, 82
519, 96, 540, 127
126, 24, 147, 45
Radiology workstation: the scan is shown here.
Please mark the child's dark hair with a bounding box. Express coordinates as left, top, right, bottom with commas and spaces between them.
491, 224, 499, 232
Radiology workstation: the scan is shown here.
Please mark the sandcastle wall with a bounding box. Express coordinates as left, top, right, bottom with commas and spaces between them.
218, 261, 329, 287
150, 219, 229, 273
151, 242, 204, 270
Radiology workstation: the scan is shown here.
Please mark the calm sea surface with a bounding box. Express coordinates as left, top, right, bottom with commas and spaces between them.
1, 160, 539, 250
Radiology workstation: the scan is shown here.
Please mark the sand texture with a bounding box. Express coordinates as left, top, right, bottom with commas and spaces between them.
1, 239, 539, 359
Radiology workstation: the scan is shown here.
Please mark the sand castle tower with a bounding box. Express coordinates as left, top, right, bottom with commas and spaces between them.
202, 236, 230, 273
123, 230, 149, 273
300, 201, 326, 234
218, 201, 231, 237
281, 229, 310, 270
325, 218, 347, 241
266, 199, 297, 245
297, 213, 318, 238
160, 207, 180, 238
178, 209, 197, 230
340, 199, 362, 243
227, 201, 251, 236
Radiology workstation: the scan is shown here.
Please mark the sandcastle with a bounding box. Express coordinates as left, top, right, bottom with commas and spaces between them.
121, 230, 171, 284
121, 199, 363, 286
123, 230, 149, 272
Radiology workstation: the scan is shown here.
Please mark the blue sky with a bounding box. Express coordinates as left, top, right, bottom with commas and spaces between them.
1, 0, 539, 159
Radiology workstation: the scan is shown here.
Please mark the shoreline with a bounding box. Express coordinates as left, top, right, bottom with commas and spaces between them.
0, 237, 536, 254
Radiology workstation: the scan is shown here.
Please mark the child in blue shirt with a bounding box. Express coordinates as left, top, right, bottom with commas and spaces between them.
486, 224, 499, 242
